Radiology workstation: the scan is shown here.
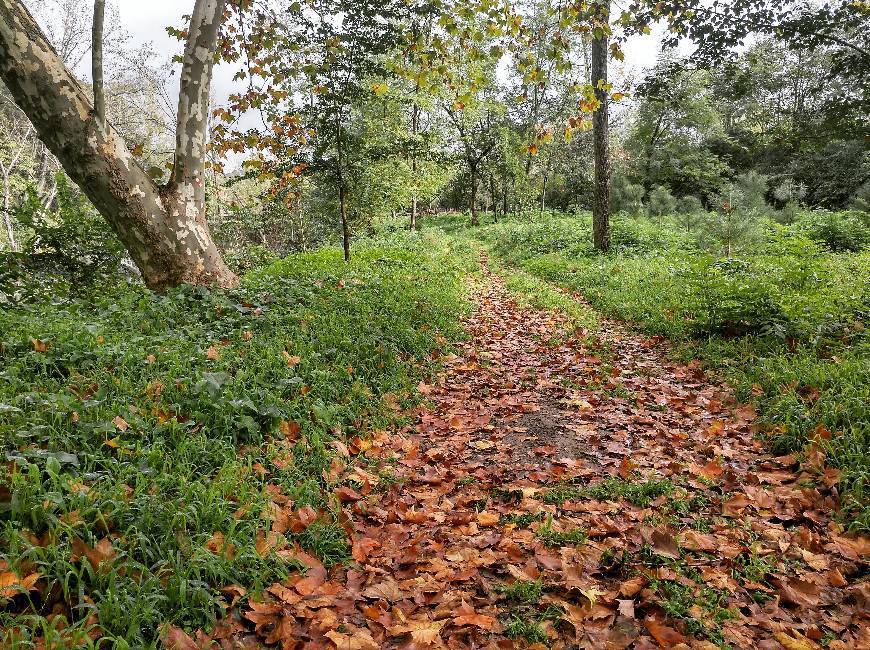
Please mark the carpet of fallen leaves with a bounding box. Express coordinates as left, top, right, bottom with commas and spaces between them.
173, 257, 869, 649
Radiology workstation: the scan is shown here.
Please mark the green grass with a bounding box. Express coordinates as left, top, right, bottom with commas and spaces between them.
495, 579, 543, 604
463, 211, 870, 530
0, 231, 473, 645
503, 616, 548, 644
541, 476, 674, 508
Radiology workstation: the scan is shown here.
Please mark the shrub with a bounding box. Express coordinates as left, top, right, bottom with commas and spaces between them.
797, 210, 870, 252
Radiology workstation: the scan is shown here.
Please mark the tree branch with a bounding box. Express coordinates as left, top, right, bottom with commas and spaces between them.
92, 0, 105, 125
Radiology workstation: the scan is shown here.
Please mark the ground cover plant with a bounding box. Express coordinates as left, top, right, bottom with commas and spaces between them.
469, 210, 870, 529
0, 231, 472, 645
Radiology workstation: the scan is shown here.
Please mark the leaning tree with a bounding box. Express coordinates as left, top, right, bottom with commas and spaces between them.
0, 0, 237, 290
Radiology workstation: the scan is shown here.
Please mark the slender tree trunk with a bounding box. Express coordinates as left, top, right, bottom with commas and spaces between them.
91, 0, 105, 126
490, 175, 497, 222
335, 115, 350, 261
591, 0, 611, 252
502, 176, 508, 218
410, 100, 419, 230
0, 0, 237, 290
469, 162, 479, 226
540, 174, 548, 217
339, 185, 350, 262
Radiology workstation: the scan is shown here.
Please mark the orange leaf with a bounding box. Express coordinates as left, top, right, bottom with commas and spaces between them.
335, 486, 363, 502
0, 571, 41, 599
71, 537, 116, 570
205, 532, 236, 560
280, 419, 301, 439
476, 512, 499, 527
112, 416, 129, 431
452, 612, 497, 630
618, 455, 636, 478
643, 616, 686, 647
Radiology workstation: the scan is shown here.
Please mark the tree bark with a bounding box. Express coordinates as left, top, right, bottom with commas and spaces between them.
339, 184, 350, 262
410, 100, 419, 230
469, 162, 479, 226
0, 0, 237, 290
91, 0, 105, 126
335, 113, 350, 261
591, 1, 611, 252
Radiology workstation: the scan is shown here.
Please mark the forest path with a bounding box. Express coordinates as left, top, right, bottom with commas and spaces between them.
229, 254, 868, 650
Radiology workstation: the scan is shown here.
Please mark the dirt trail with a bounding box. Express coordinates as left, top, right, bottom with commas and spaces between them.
223, 259, 868, 649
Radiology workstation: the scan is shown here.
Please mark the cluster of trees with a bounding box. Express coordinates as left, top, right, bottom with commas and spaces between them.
0, 0, 867, 289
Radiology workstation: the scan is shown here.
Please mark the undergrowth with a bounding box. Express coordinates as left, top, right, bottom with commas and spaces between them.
0, 231, 473, 645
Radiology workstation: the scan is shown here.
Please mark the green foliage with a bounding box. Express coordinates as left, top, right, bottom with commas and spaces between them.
1, 177, 126, 302
541, 476, 674, 507
796, 210, 870, 253
611, 173, 645, 216
0, 233, 472, 641
647, 185, 678, 221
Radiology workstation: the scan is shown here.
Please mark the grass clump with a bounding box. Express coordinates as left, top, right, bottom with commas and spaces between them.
503, 616, 549, 644
496, 579, 543, 604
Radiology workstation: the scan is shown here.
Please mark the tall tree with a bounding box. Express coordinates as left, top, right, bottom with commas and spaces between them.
0, 0, 236, 289
591, 0, 610, 251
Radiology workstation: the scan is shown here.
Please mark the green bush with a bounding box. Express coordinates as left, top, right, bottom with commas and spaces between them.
796, 210, 870, 252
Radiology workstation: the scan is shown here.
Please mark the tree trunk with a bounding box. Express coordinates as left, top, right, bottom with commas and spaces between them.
0, 0, 237, 290
540, 174, 548, 217
591, 1, 611, 252
490, 175, 497, 223
410, 100, 419, 230
339, 184, 350, 262
335, 113, 350, 262
469, 163, 479, 226
91, 0, 105, 126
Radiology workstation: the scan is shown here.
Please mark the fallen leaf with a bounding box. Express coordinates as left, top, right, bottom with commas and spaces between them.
643, 616, 686, 647
0, 571, 41, 599
774, 631, 820, 650
476, 511, 500, 526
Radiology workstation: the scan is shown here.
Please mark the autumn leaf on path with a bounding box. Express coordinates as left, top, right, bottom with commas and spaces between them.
452, 600, 499, 631
388, 618, 447, 645
772, 577, 821, 607
325, 627, 379, 650
774, 631, 822, 650
643, 616, 686, 647
649, 528, 680, 559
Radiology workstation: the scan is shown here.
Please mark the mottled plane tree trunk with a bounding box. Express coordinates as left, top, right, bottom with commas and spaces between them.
0, 0, 237, 290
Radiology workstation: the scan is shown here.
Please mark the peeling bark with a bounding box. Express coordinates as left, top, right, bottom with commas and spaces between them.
0, 0, 237, 290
